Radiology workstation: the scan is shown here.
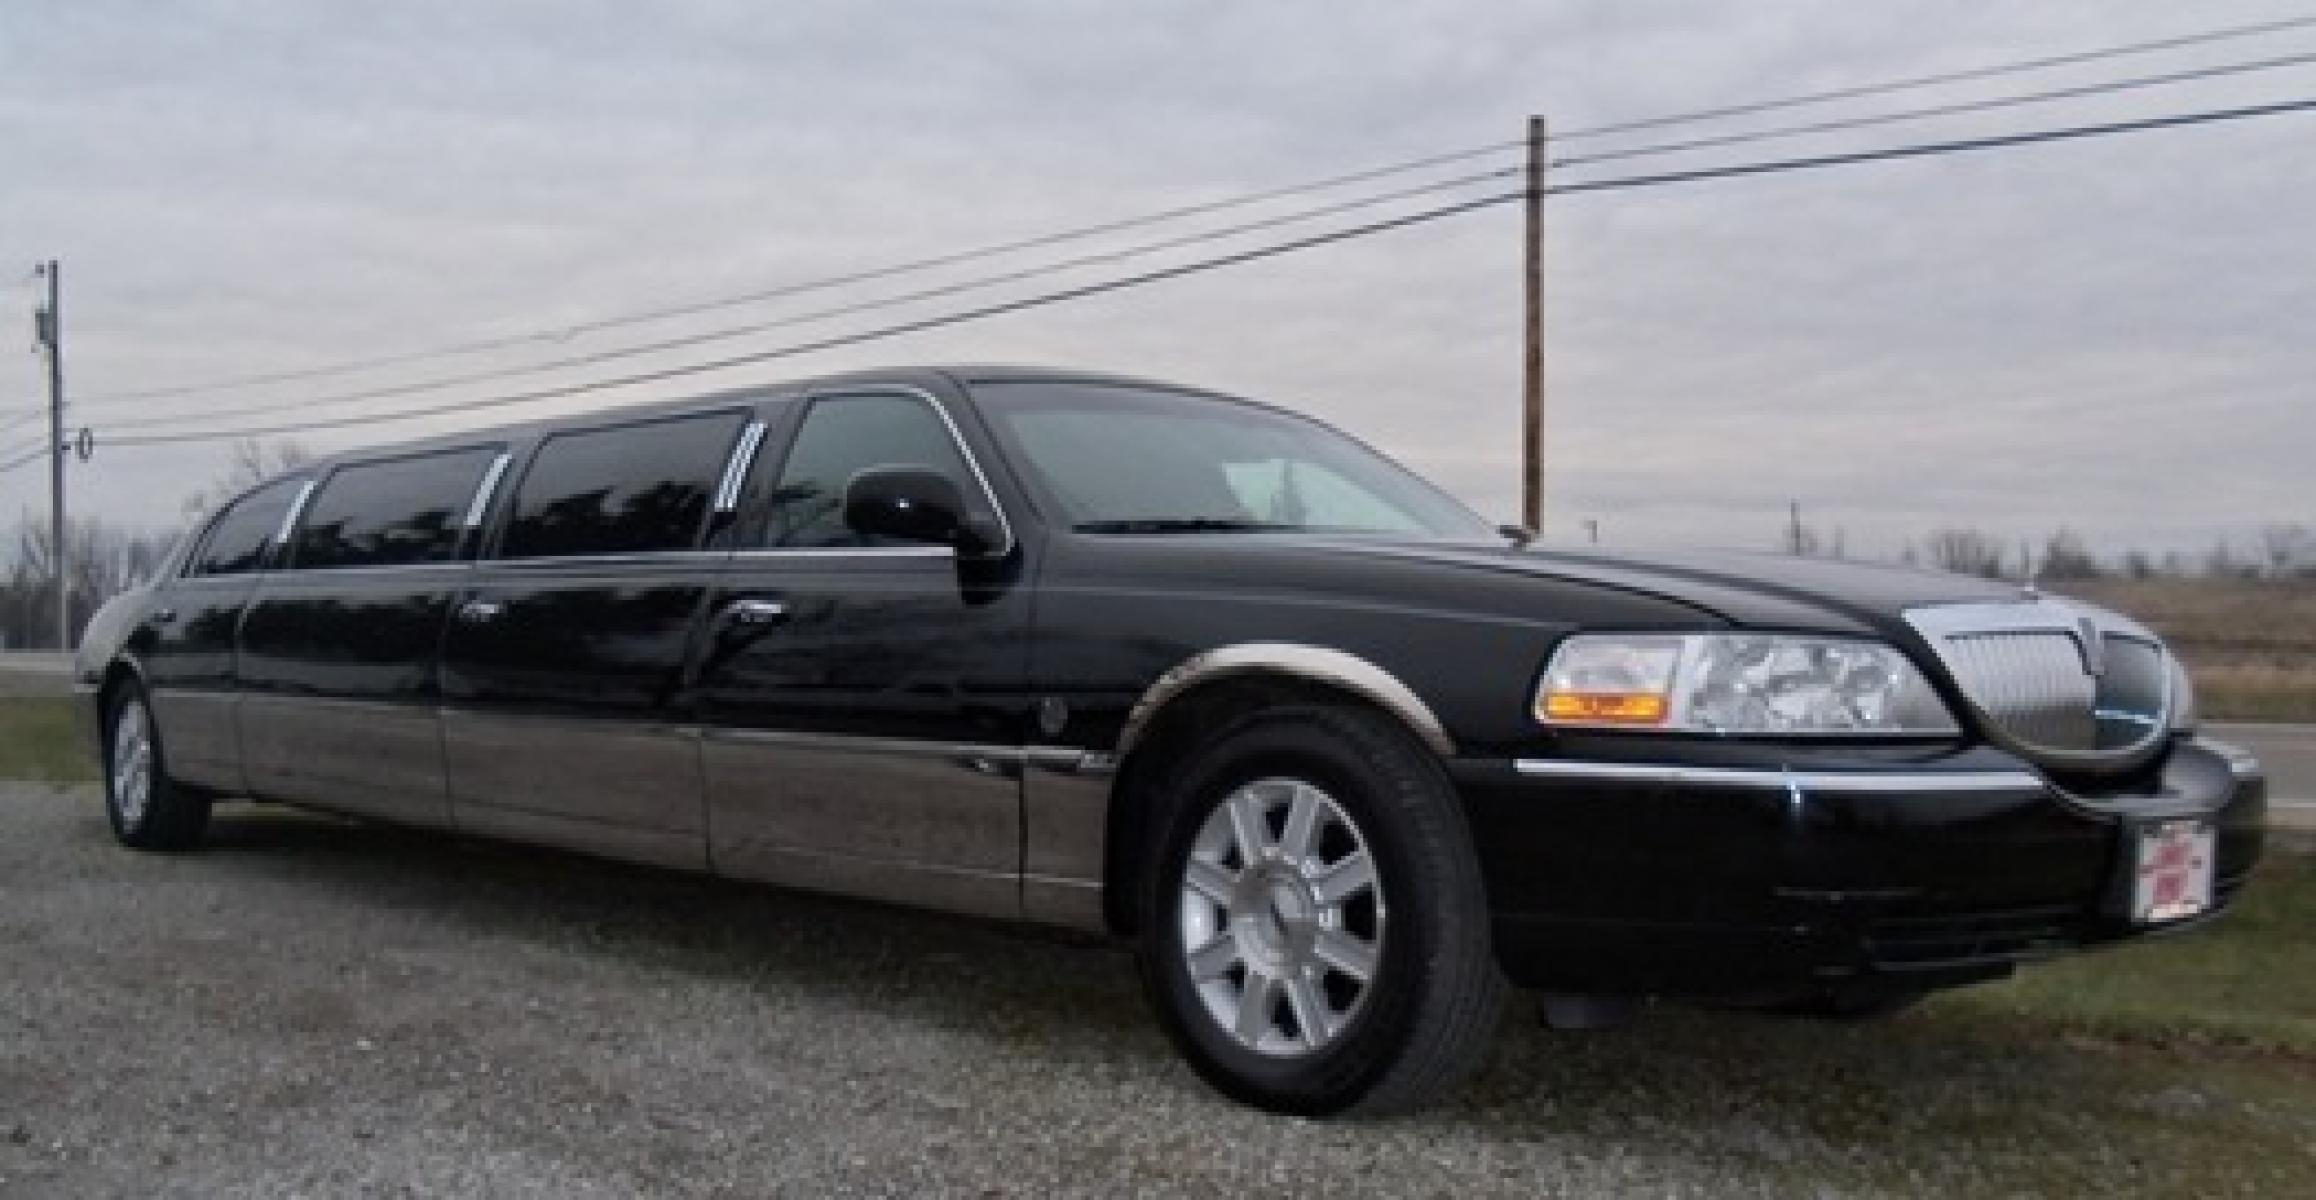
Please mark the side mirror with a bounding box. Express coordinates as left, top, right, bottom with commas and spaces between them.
843, 465, 1003, 556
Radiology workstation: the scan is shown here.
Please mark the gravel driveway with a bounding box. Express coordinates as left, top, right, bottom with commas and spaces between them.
2, 784, 2306, 1197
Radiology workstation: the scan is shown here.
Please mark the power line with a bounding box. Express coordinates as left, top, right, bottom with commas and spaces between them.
107, 191, 1528, 447
75, 141, 1523, 407
1548, 94, 2316, 197
1557, 48, 2316, 168
1552, 11, 2316, 142
77, 13, 2316, 410
102, 165, 1522, 433
0, 444, 48, 475
102, 94, 2316, 452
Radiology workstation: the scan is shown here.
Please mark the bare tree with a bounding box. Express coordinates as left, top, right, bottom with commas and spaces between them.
183, 438, 312, 517
1924, 527, 2009, 579
2038, 528, 2103, 581
2258, 523, 2312, 579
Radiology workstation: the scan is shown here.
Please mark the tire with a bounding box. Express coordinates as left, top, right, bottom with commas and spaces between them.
1137, 703, 1506, 1116
102, 680, 211, 851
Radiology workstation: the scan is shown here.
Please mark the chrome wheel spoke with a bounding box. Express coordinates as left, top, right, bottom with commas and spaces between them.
1278, 784, 1322, 861
1311, 850, 1375, 907
1235, 969, 1281, 1042
1314, 929, 1378, 982
1187, 935, 1240, 981
1284, 972, 1332, 1048
1225, 790, 1270, 863
1183, 856, 1237, 906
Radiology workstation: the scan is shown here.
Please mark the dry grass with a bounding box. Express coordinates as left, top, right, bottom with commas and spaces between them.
2060, 578, 2316, 721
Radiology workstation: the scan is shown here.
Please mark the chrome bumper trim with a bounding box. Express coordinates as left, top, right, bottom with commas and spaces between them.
1510, 759, 2045, 794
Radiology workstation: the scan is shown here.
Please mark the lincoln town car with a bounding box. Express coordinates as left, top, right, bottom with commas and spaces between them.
75, 366, 2265, 1114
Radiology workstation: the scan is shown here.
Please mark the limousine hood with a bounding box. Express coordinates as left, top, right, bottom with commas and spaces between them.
1278, 536, 2031, 636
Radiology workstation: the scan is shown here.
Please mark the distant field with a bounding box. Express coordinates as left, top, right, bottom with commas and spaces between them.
2060, 579, 2316, 721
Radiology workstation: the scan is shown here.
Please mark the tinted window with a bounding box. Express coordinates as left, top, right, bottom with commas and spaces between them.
764, 394, 973, 548
190, 478, 304, 576
291, 447, 498, 570
500, 411, 744, 559
973, 382, 1490, 539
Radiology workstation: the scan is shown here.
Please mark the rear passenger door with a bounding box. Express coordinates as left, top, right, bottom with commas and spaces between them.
437, 407, 759, 869
141, 476, 308, 794
236, 443, 509, 827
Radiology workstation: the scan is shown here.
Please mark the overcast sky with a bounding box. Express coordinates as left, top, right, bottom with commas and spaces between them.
3, 0, 2311, 560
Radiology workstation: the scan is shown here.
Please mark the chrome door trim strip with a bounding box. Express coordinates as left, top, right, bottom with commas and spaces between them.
728, 546, 953, 560
1510, 758, 2046, 793
464, 451, 514, 530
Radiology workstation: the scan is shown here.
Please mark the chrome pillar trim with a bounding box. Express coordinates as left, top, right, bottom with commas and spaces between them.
712, 419, 769, 514
1510, 758, 2045, 794
273, 479, 317, 549
1117, 643, 1454, 759
463, 452, 514, 530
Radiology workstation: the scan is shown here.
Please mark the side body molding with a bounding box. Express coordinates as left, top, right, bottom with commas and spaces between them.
1116, 641, 1456, 759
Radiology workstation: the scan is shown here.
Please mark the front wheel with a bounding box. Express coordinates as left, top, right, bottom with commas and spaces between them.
103, 681, 210, 851
1138, 704, 1505, 1116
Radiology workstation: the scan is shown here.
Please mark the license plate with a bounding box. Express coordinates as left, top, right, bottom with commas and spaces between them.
2132, 820, 2215, 924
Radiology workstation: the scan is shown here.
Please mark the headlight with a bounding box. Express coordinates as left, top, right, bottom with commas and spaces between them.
2168, 654, 2198, 733
1537, 633, 1960, 735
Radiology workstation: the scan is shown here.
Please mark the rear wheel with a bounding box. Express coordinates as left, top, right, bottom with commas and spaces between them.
1138, 704, 1504, 1116
103, 681, 210, 851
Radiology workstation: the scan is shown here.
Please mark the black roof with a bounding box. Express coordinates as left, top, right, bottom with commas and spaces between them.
273, 363, 1243, 477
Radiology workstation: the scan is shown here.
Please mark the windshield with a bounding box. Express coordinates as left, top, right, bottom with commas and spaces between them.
972, 381, 1493, 539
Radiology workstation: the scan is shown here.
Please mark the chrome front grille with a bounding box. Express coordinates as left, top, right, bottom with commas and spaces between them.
1906, 599, 2173, 771
1942, 633, 2097, 750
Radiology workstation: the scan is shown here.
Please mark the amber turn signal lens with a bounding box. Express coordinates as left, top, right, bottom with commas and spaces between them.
1540, 691, 1669, 725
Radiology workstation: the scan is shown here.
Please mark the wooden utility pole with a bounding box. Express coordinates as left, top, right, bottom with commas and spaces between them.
1521, 116, 1547, 534
35, 260, 67, 650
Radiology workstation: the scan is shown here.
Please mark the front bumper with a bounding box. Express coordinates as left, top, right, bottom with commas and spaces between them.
1451, 735, 2264, 1001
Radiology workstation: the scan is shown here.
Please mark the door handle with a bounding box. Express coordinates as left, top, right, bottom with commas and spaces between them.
456, 598, 505, 624
721, 598, 789, 627
148, 607, 179, 625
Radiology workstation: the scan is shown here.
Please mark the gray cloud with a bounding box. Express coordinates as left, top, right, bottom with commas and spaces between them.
2, 0, 2311, 560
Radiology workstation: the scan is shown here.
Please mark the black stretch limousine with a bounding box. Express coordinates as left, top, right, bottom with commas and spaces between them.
76, 366, 2264, 1114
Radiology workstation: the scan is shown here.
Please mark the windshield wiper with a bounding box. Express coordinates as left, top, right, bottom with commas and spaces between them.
1073, 518, 1303, 534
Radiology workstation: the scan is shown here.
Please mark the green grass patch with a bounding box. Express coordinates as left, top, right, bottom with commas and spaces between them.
0, 696, 97, 785
1934, 849, 2316, 1055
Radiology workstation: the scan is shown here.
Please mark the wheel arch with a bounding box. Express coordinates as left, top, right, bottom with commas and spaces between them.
1101, 643, 1455, 936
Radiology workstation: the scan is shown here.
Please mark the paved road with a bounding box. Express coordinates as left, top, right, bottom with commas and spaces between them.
3, 784, 2308, 1197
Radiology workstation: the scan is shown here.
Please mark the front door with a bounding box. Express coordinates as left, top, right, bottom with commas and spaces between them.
437, 408, 755, 869
694, 388, 1033, 919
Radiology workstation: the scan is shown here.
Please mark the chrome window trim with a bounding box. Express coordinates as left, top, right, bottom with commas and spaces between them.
1510, 758, 2045, 794
763, 385, 1018, 559
712, 419, 769, 514
463, 451, 513, 530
